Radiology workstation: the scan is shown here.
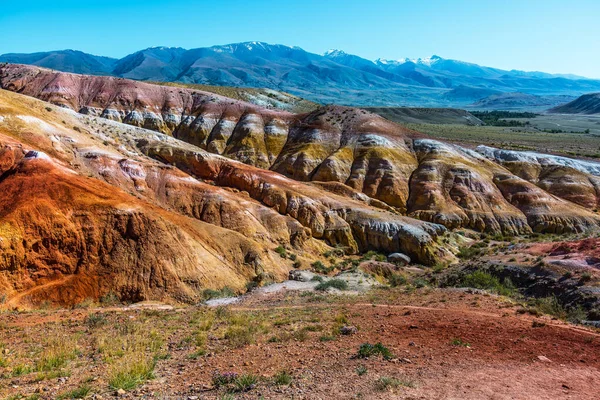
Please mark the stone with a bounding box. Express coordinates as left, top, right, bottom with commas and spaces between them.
339, 325, 358, 335
387, 253, 411, 265
288, 270, 316, 282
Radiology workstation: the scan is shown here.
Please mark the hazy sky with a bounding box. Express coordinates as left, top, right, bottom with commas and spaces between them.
1, 0, 599, 78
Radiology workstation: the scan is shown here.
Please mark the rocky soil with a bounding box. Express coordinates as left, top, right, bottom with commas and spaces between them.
0, 285, 598, 399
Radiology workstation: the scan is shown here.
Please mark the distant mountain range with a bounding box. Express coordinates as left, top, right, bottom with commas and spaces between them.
2, 42, 600, 108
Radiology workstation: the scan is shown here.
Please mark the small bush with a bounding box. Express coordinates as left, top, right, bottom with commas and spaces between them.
85, 313, 107, 328
224, 326, 256, 348
356, 365, 367, 376
232, 374, 258, 392
457, 246, 482, 259
203, 287, 235, 300
273, 370, 292, 386
450, 338, 470, 347
275, 246, 287, 258
388, 274, 407, 287
311, 261, 335, 274
459, 271, 514, 296
99, 291, 120, 305
355, 343, 393, 360
315, 279, 348, 291
212, 371, 238, 388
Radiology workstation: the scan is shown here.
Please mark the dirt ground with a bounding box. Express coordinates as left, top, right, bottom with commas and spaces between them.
0, 288, 599, 400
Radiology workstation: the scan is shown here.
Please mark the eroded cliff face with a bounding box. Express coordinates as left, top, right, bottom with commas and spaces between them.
3, 65, 600, 306
3, 64, 600, 237
0, 86, 452, 306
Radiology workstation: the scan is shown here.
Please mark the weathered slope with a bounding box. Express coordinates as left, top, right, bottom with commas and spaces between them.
0, 87, 456, 306
0, 64, 420, 209
365, 107, 483, 126
0, 139, 286, 306
477, 146, 600, 211
408, 140, 531, 235
3, 65, 600, 236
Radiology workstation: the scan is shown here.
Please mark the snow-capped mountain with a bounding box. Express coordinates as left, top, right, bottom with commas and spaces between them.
3, 42, 600, 108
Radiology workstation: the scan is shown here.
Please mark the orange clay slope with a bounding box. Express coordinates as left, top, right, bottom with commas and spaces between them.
0, 86, 453, 307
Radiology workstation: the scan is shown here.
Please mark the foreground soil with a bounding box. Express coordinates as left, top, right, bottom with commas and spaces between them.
1, 288, 599, 399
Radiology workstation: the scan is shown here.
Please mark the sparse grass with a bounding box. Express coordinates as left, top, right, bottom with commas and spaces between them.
405, 119, 600, 159
356, 365, 368, 376
275, 245, 287, 258
319, 335, 336, 342
35, 338, 78, 372
11, 363, 32, 377
374, 376, 415, 391
233, 374, 259, 392
108, 356, 156, 390
224, 325, 257, 347
273, 370, 292, 386
56, 385, 91, 399
99, 291, 120, 305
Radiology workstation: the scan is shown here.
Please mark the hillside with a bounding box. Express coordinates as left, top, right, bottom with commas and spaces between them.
365, 107, 483, 125
550, 93, 600, 114
154, 81, 319, 113
469, 92, 576, 111
3, 42, 600, 107
3, 65, 600, 307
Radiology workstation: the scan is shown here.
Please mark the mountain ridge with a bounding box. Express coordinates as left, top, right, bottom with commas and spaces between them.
3, 42, 600, 107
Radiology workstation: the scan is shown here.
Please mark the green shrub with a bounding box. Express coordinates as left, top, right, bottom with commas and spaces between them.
315, 279, 348, 291
457, 246, 482, 259
203, 287, 235, 300
355, 343, 393, 360
388, 274, 407, 287
459, 271, 514, 296
275, 246, 287, 258
85, 313, 107, 328
450, 338, 470, 347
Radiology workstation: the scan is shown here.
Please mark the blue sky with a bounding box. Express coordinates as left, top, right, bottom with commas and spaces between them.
1, 0, 599, 78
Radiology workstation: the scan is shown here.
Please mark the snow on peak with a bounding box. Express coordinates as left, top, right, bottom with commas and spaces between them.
376, 55, 442, 67
324, 49, 347, 57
